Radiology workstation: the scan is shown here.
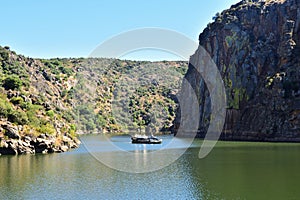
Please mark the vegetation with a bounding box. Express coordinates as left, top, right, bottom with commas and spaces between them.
0, 46, 76, 138
0, 45, 187, 137
2, 75, 23, 90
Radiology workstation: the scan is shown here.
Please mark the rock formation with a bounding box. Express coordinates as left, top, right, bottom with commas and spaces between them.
175, 0, 300, 141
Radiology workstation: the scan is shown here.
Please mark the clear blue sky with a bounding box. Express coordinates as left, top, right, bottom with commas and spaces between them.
1, 0, 240, 59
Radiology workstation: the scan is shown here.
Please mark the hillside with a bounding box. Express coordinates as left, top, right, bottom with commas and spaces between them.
174, 0, 300, 141
0, 46, 187, 154
74, 58, 187, 134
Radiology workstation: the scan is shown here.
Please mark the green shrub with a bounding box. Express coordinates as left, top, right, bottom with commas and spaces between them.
85, 119, 96, 131
38, 123, 56, 135
0, 97, 13, 117
62, 111, 75, 122
26, 104, 43, 127
2, 61, 28, 78
96, 115, 106, 127
77, 105, 93, 116
10, 96, 24, 105
61, 90, 67, 98
7, 110, 29, 125
69, 124, 76, 138
2, 75, 23, 90
20, 102, 30, 110
59, 66, 73, 76
46, 110, 55, 118
0, 48, 9, 61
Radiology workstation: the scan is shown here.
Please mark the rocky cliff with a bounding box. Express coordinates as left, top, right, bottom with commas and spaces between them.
175, 0, 300, 141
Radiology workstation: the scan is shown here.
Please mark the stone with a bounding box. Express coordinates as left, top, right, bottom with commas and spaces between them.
0, 146, 17, 155
62, 136, 72, 143
60, 145, 69, 152
3, 125, 20, 139
42, 149, 48, 154
39, 134, 46, 139
23, 136, 32, 143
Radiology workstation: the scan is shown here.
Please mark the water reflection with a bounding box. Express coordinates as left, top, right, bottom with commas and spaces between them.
1, 136, 300, 199
80, 134, 194, 173
188, 143, 300, 199
0, 136, 202, 199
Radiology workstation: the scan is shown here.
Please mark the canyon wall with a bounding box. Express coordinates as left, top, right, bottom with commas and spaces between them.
175, 0, 300, 141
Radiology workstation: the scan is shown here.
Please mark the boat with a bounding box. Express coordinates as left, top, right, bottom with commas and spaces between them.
131, 135, 162, 144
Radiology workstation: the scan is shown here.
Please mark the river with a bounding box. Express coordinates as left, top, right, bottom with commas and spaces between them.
0, 135, 300, 199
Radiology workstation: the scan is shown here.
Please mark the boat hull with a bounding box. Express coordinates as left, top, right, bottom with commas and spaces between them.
131, 136, 162, 144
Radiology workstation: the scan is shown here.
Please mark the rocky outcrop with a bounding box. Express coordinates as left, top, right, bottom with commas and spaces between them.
175, 0, 300, 141
3, 124, 20, 139
0, 123, 80, 155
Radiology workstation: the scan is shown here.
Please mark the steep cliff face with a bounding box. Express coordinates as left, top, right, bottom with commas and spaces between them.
176, 0, 300, 141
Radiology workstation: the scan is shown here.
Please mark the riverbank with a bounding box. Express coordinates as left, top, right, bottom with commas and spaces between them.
0, 122, 80, 155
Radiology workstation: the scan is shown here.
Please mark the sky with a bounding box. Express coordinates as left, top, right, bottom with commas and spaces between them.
1, 0, 240, 60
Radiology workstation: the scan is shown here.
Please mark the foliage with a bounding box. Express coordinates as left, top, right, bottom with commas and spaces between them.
38, 123, 56, 135
46, 110, 55, 118
10, 96, 24, 105
0, 47, 9, 61
7, 110, 29, 125
2, 75, 23, 90
0, 46, 188, 136
69, 124, 76, 138
41, 59, 74, 76
0, 95, 13, 117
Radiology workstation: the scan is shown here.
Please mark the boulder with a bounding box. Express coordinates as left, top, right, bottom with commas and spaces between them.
60, 145, 69, 152
3, 124, 20, 139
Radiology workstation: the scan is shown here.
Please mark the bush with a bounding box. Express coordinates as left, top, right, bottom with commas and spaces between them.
46, 110, 55, 118
61, 90, 67, 98
38, 123, 56, 135
7, 110, 29, 125
0, 48, 9, 61
62, 111, 75, 122
85, 119, 96, 131
0, 97, 13, 117
10, 96, 24, 105
59, 66, 73, 76
77, 105, 93, 116
69, 124, 76, 138
1, 61, 28, 78
2, 75, 23, 90
96, 115, 106, 127
20, 102, 30, 110
26, 104, 43, 127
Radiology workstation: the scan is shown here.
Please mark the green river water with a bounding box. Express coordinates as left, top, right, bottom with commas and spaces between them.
0, 135, 300, 200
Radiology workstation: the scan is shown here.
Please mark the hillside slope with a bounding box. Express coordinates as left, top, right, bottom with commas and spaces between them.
0, 46, 187, 154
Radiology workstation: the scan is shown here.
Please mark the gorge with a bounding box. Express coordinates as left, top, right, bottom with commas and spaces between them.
1, 0, 300, 155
